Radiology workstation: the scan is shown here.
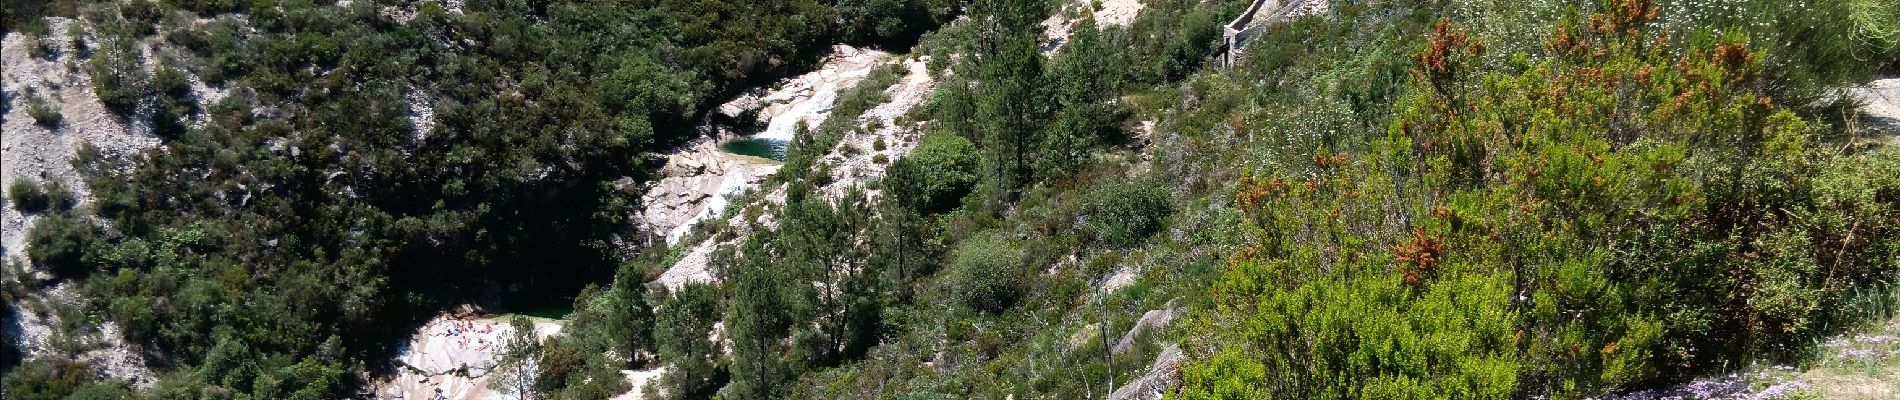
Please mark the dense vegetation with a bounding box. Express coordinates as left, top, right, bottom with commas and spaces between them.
4, 0, 1897, 399
3, 0, 954, 398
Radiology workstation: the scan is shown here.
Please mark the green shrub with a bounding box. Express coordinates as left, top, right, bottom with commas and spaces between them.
26, 94, 61, 128
885, 132, 980, 214
65, 22, 88, 57
28, 35, 58, 59
945, 231, 1028, 313
25, 214, 97, 278
87, 37, 150, 116
8, 179, 49, 212
42, 181, 75, 212
120, 1, 162, 37
1175, 349, 1268, 400
0, 358, 129, 400
1084, 178, 1170, 247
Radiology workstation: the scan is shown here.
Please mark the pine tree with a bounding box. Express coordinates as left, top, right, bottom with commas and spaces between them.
720, 231, 793, 398
491, 316, 542, 400
611, 262, 655, 366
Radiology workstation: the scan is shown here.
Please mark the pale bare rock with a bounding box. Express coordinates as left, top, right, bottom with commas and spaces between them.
1112, 307, 1179, 356
2, 281, 75, 371
820, 55, 935, 200
656, 237, 722, 291
75, 322, 156, 389
406, 86, 437, 142
654, 184, 786, 292
640, 139, 781, 246
1851, 77, 1900, 144
1220, 0, 1330, 67
636, 45, 890, 246
1107, 344, 1183, 400
753, 45, 894, 141
372, 314, 563, 400
1099, 265, 1140, 293
1042, 0, 1148, 52
0, 280, 158, 389
3, 18, 159, 265
649, 46, 931, 290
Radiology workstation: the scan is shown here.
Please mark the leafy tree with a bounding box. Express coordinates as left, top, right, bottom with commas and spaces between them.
609, 263, 656, 366
972, 28, 1048, 197
836, 0, 930, 45
868, 197, 940, 303
85, 31, 148, 116
787, 188, 883, 365
1039, 15, 1123, 179
720, 232, 795, 399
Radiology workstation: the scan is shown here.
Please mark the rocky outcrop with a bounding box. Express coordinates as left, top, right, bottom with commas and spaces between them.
1113, 307, 1179, 356
634, 45, 895, 247
1107, 344, 1183, 400
2, 18, 161, 267
1041, 0, 1148, 52
637, 140, 781, 246
612, 366, 671, 400
1852, 77, 1900, 143
1219, 0, 1330, 67
647, 47, 937, 291
372, 315, 563, 400
817, 55, 934, 200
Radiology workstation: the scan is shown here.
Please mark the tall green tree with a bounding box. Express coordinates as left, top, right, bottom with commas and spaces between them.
652, 283, 725, 398
720, 231, 794, 398
491, 316, 543, 400
610, 262, 656, 366
1040, 15, 1122, 180
973, 28, 1048, 197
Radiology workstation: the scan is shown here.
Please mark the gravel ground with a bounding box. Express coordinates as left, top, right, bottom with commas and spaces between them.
2, 18, 161, 388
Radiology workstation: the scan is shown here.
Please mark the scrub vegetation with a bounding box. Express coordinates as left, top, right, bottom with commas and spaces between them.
2, 0, 1896, 399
